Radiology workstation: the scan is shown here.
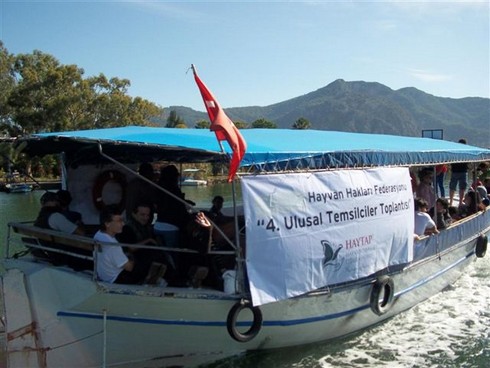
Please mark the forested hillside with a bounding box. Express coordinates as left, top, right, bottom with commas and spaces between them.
163, 79, 490, 148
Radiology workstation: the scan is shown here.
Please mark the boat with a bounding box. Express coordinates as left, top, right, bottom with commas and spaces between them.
2, 126, 490, 368
3, 182, 34, 193
2, 171, 34, 193
180, 168, 208, 186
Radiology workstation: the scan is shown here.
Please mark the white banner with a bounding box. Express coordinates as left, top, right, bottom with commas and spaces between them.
242, 167, 414, 306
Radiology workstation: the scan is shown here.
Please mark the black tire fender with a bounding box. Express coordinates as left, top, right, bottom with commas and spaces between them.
475, 234, 488, 258
226, 299, 262, 342
92, 170, 126, 211
370, 276, 395, 316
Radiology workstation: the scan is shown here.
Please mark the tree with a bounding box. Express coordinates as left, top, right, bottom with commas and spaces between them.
195, 120, 210, 129
293, 117, 311, 130
0, 42, 16, 132
251, 118, 276, 129
7, 49, 161, 134
166, 110, 187, 128
234, 120, 248, 129
8, 50, 87, 133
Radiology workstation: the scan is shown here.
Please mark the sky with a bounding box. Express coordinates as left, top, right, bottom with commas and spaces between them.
1, 0, 489, 112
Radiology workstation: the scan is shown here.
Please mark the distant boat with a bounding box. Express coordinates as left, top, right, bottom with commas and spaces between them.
4, 182, 34, 193
180, 168, 207, 186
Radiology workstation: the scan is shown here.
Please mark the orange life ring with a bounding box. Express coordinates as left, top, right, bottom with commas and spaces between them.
92, 170, 127, 211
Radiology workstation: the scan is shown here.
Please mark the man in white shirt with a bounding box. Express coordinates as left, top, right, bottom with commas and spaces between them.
414, 198, 439, 237
94, 205, 148, 284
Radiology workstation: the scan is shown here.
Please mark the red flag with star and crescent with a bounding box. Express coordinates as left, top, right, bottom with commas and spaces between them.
192, 66, 247, 182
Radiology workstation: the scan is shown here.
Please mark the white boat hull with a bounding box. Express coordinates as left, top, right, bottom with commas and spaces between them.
3, 212, 489, 367
180, 179, 207, 187
4, 183, 33, 193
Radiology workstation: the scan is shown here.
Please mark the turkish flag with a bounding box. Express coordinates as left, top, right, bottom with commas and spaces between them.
193, 67, 247, 182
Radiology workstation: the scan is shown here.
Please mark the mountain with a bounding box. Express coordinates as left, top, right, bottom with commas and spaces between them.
161, 79, 490, 148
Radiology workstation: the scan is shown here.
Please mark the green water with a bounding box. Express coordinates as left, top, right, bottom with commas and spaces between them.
0, 184, 240, 249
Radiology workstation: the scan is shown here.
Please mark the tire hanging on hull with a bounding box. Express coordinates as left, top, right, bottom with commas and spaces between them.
370, 276, 395, 316
475, 234, 488, 258
227, 300, 262, 342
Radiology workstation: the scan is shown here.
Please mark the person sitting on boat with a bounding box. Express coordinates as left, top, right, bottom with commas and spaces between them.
205, 195, 241, 249
458, 190, 485, 218
208, 196, 225, 220
116, 202, 176, 283
448, 205, 461, 222
118, 202, 159, 246
94, 204, 163, 284
33, 191, 92, 270
475, 185, 490, 207
56, 189, 83, 225
416, 168, 436, 211
414, 197, 439, 237
484, 177, 490, 195
125, 162, 157, 219
428, 197, 452, 230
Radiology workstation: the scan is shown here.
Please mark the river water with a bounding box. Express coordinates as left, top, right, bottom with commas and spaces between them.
1, 189, 489, 368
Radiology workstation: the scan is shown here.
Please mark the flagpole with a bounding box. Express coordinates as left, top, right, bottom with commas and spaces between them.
191, 64, 245, 293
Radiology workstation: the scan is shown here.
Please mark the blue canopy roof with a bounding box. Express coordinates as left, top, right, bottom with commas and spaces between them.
21, 126, 490, 170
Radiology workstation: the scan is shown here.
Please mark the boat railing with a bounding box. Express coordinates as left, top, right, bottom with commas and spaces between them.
5, 222, 236, 279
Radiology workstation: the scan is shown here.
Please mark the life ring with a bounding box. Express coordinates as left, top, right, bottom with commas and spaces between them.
226, 299, 262, 342
92, 170, 126, 211
370, 276, 395, 316
475, 234, 488, 258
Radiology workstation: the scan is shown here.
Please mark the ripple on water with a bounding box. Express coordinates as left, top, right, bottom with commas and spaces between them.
205, 256, 490, 368
319, 256, 490, 368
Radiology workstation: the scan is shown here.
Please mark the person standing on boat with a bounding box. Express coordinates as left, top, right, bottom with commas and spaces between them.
435, 164, 447, 198
416, 168, 436, 210
125, 162, 157, 219
94, 204, 154, 284
449, 139, 468, 207
155, 165, 195, 237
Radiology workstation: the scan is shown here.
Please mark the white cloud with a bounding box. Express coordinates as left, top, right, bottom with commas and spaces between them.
409, 69, 453, 83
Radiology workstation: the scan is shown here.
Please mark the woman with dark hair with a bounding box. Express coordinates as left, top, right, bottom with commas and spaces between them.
459, 190, 485, 218
429, 197, 452, 229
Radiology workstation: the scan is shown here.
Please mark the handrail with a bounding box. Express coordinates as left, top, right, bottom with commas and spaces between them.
7, 222, 235, 258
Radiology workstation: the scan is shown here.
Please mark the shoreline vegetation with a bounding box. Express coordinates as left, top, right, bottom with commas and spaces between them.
0, 176, 230, 192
